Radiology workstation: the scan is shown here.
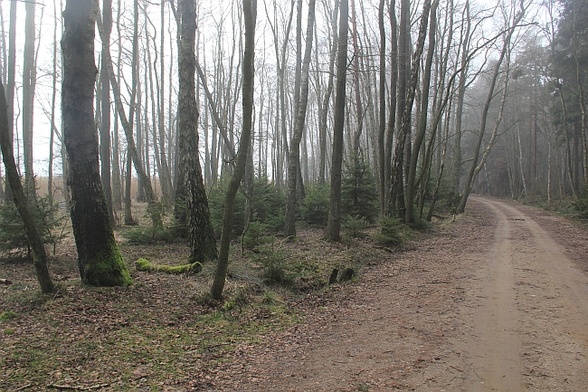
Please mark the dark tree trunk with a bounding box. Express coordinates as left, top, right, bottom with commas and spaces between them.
326, 0, 349, 241
0, 81, 54, 294
388, 0, 410, 219
62, 0, 131, 287
404, 0, 433, 224
176, 0, 217, 262
385, 0, 398, 216
377, 0, 386, 215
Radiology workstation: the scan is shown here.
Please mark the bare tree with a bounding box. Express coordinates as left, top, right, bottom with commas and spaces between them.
457, 1, 527, 213
211, 0, 257, 300
285, 0, 317, 238
97, 2, 160, 224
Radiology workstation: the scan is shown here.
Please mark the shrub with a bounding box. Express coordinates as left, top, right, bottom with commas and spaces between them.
0, 195, 67, 257
122, 226, 180, 244
208, 178, 247, 237
301, 183, 330, 226
208, 176, 285, 237
241, 221, 271, 251
574, 187, 588, 219
374, 216, 404, 247
341, 156, 378, 223
251, 246, 293, 286
342, 215, 368, 238
250, 177, 286, 231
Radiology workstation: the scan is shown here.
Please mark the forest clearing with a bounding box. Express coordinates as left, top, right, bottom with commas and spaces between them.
2, 196, 588, 391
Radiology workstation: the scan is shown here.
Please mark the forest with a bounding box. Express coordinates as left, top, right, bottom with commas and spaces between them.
0, 0, 588, 292
1, 0, 588, 388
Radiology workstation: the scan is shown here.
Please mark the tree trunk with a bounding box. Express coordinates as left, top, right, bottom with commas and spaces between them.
0, 81, 54, 294
284, 0, 317, 238
100, 0, 113, 222
326, 0, 349, 242
387, 0, 407, 218
405, 0, 435, 224
3, 0, 16, 202
176, 0, 218, 262
111, 0, 123, 212
22, 1, 36, 196
350, 0, 363, 157
211, 0, 257, 301
316, 0, 339, 185
451, 0, 471, 199
48, 0, 61, 206
96, 7, 159, 221
377, 0, 386, 215
62, 0, 131, 287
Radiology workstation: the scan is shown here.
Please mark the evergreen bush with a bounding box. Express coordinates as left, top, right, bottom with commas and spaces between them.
342, 215, 368, 238
208, 176, 285, 237
0, 195, 67, 257
374, 216, 404, 247
574, 186, 588, 219
241, 221, 271, 251
300, 183, 330, 226
341, 157, 378, 223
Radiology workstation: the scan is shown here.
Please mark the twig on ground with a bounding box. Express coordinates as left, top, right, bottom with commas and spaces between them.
47, 382, 113, 390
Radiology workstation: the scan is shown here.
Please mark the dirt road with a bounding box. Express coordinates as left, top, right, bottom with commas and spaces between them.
460, 198, 588, 391
218, 197, 588, 391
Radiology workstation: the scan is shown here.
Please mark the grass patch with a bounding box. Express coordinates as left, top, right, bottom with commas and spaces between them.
0, 310, 17, 321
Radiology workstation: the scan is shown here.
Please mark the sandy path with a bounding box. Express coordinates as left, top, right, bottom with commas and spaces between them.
216, 197, 588, 391
460, 197, 588, 391
461, 198, 524, 391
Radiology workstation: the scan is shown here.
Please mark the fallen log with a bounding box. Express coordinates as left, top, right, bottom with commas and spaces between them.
135, 258, 202, 274
0, 278, 13, 285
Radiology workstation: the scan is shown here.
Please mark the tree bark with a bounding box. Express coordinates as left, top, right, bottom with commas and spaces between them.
62, 0, 131, 286
176, 0, 218, 262
405, 0, 436, 224
211, 0, 257, 300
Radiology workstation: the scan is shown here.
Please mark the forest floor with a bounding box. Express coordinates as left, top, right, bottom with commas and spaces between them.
1, 197, 588, 391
